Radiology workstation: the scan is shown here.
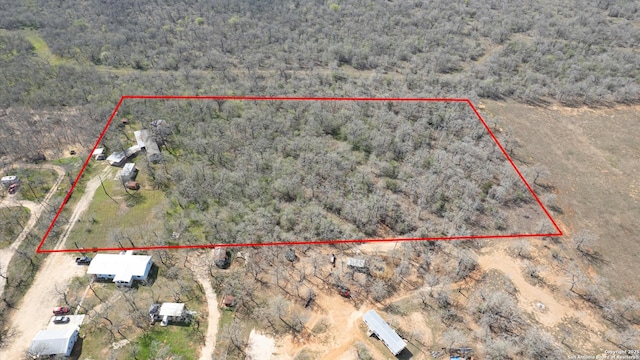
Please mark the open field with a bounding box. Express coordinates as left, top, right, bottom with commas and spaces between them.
484, 101, 640, 297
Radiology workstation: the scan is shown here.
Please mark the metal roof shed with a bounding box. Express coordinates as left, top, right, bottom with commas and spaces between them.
159, 303, 186, 317
347, 258, 366, 268
362, 310, 406, 356
29, 328, 79, 357
121, 163, 138, 181
106, 151, 126, 167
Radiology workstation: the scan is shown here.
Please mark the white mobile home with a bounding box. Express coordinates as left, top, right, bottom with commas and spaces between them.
29, 328, 79, 357
87, 251, 152, 287
362, 310, 406, 356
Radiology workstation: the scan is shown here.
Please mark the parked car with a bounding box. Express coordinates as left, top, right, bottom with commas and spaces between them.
339, 287, 351, 298
75, 256, 92, 265
53, 316, 70, 324
8, 183, 18, 194
53, 306, 70, 315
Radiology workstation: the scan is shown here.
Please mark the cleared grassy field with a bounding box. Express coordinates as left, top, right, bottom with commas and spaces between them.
485, 100, 640, 297
67, 165, 169, 250
0, 206, 30, 248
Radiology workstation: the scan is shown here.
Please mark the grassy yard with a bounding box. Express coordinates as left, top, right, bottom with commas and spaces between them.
0, 206, 31, 248
67, 165, 169, 250
132, 325, 199, 360
8, 167, 58, 202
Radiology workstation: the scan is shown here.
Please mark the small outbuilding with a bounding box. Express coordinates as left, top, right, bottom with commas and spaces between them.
158, 302, 191, 326
29, 327, 79, 357
362, 310, 406, 356
1, 175, 18, 187
120, 163, 138, 182
92, 148, 105, 160
126, 181, 140, 191
106, 152, 127, 167
347, 257, 367, 273
221, 295, 237, 308
86, 251, 153, 287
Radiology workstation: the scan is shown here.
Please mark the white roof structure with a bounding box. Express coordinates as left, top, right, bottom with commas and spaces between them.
362, 310, 406, 355
125, 145, 141, 158
347, 258, 366, 268
134, 130, 146, 148
121, 163, 137, 179
106, 151, 126, 165
29, 328, 78, 357
2, 175, 17, 181
92, 148, 104, 156
159, 303, 186, 317
87, 252, 152, 284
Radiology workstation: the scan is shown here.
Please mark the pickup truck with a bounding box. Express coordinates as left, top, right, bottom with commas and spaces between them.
75, 256, 92, 265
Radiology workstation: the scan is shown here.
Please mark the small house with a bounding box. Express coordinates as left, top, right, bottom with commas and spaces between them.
92, 148, 105, 160
362, 310, 406, 356
106, 152, 127, 167
158, 302, 190, 326
86, 251, 153, 287
29, 327, 79, 357
120, 163, 138, 182
1, 175, 18, 187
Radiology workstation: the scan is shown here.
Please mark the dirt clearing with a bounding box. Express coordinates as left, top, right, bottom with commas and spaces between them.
0, 253, 85, 359
247, 329, 277, 360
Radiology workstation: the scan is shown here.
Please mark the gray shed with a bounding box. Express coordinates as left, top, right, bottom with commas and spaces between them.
362, 310, 406, 355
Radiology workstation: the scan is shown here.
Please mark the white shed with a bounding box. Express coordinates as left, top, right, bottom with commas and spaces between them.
92, 148, 105, 160
158, 303, 190, 326
120, 163, 138, 182
106, 152, 127, 167
29, 327, 79, 357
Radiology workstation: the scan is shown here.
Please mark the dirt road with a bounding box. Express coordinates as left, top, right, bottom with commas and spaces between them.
53, 167, 109, 250
0, 164, 65, 298
187, 252, 221, 360
0, 166, 108, 358
0, 253, 86, 359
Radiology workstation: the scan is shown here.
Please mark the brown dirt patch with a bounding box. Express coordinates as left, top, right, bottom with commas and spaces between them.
484, 100, 640, 297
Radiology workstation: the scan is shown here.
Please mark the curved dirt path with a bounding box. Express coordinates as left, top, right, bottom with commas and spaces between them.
0, 164, 109, 359
186, 253, 221, 360
477, 249, 605, 333
0, 164, 65, 297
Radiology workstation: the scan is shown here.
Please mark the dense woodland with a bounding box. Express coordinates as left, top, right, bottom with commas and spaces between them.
101, 100, 548, 249
1, 0, 640, 358
0, 0, 639, 159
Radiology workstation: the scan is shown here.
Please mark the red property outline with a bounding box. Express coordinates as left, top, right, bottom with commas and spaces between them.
37, 96, 562, 253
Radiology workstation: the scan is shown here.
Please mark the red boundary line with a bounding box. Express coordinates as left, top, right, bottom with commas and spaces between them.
36, 96, 562, 253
